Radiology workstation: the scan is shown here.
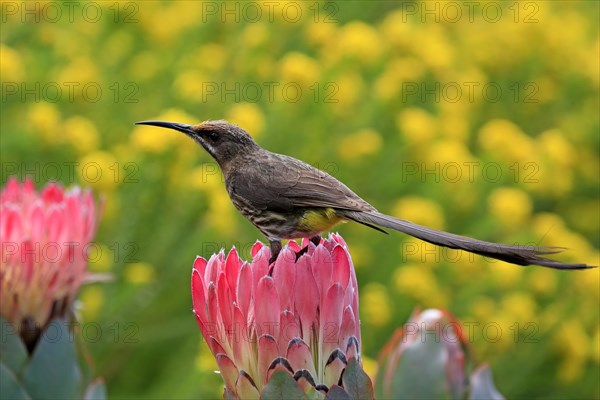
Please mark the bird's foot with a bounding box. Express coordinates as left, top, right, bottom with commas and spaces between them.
295, 246, 309, 261
294, 235, 322, 261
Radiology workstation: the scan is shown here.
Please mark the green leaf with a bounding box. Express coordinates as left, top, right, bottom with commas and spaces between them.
85, 378, 107, 400
22, 318, 82, 399
341, 359, 374, 400
326, 385, 350, 400
469, 365, 504, 400
389, 339, 448, 399
305, 386, 326, 400
0, 362, 31, 400
0, 317, 28, 375
260, 370, 306, 400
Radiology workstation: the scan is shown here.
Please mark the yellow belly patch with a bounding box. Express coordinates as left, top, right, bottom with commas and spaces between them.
298, 208, 344, 233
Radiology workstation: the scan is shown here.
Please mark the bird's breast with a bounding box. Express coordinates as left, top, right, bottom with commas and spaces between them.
297, 208, 344, 233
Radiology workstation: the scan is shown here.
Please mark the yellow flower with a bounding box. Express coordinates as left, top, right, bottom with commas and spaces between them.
278, 52, 320, 87
56, 57, 99, 87
242, 23, 269, 48
197, 43, 226, 72
0, 44, 23, 81
528, 268, 557, 295
80, 286, 104, 321
28, 103, 61, 143
501, 292, 536, 325
538, 129, 576, 167
130, 108, 195, 152
379, 10, 413, 49
100, 191, 120, 225
78, 150, 119, 191
207, 189, 238, 236
128, 51, 160, 81
338, 22, 381, 61
174, 70, 209, 102
195, 340, 219, 372
188, 164, 224, 192
360, 283, 391, 327
471, 297, 496, 322
487, 187, 532, 226
124, 262, 156, 285
488, 260, 523, 287
63, 116, 100, 155
393, 264, 447, 307
396, 107, 437, 145
338, 129, 382, 161
392, 196, 445, 231
361, 355, 377, 381
143, 3, 201, 44
329, 72, 364, 115
87, 244, 113, 273
103, 31, 134, 65
592, 326, 600, 363
553, 319, 589, 382
423, 140, 476, 168
478, 119, 538, 163
412, 25, 454, 70
305, 20, 338, 47
374, 58, 425, 101
226, 103, 265, 137
344, 241, 371, 270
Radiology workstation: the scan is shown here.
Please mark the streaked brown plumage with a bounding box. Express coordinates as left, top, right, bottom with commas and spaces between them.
135, 119, 595, 270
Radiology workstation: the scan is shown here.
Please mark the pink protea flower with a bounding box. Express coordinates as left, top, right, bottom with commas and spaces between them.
191, 233, 365, 397
0, 177, 99, 347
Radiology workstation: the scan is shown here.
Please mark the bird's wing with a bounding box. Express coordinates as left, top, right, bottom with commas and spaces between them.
229, 152, 375, 213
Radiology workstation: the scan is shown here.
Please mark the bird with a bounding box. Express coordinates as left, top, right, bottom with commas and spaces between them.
135, 119, 595, 270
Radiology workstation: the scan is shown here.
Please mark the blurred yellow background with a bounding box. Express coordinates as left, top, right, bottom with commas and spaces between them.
1, 1, 598, 398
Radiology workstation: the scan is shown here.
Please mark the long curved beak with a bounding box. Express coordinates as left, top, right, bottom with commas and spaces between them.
134, 120, 196, 137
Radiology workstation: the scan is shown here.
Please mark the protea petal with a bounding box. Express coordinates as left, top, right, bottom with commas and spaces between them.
312, 245, 333, 296
287, 338, 317, 380
232, 305, 248, 366
225, 247, 240, 294
251, 247, 270, 297
217, 273, 234, 341
294, 255, 319, 341
204, 253, 221, 289
0, 179, 100, 347
279, 310, 300, 352
272, 248, 297, 312
266, 357, 294, 381
331, 245, 351, 291
320, 283, 345, 360
339, 306, 358, 358
191, 270, 207, 323
255, 276, 280, 338
236, 370, 260, 400
206, 283, 218, 326
236, 262, 252, 319
258, 334, 279, 386
190, 234, 363, 395
251, 241, 264, 258
216, 353, 239, 392
345, 336, 360, 361
209, 337, 227, 357
323, 349, 347, 388
293, 369, 318, 394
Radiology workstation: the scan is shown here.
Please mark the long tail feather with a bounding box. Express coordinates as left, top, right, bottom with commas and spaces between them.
342, 211, 595, 270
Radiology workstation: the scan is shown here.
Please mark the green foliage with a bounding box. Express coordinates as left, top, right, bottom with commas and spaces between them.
0, 318, 105, 400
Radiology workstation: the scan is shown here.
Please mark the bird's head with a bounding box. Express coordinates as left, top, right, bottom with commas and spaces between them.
135, 119, 260, 167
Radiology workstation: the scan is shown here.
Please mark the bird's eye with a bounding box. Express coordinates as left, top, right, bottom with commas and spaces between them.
207, 131, 220, 141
